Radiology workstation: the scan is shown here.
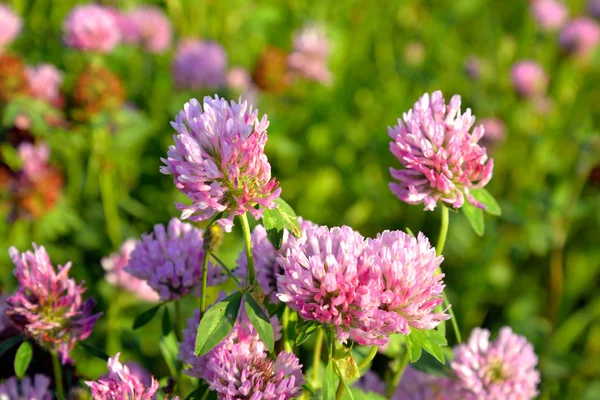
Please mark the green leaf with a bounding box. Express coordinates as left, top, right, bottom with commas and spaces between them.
323, 361, 336, 400
14, 341, 33, 378
470, 188, 502, 216
195, 291, 243, 356
159, 333, 179, 378
410, 348, 453, 376
462, 200, 485, 236
262, 198, 302, 249
133, 303, 163, 330
337, 354, 360, 381
347, 388, 387, 400
406, 329, 448, 364
78, 342, 109, 361
244, 293, 275, 352
0, 335, 24, 357
296, 320, 321, 346
162, 307, 172, 336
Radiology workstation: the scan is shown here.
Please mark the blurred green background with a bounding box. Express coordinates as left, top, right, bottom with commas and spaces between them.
1, 0, 599, 398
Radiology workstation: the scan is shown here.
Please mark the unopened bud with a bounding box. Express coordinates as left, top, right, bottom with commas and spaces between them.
203, 223, 224, 253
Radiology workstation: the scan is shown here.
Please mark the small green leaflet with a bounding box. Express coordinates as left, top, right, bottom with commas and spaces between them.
244, 293, 275, 352
162, 307, 172, 336
262, 198, 302, 249
14, 341, 33, 378
133, 303, 163, 330
470, 188, 502, 216
159, 333, 179, 378
78, 342, 109, 361
322, 361, 336, 400
195, 291, 243, 356
462, 200, 485, 236
295, 320, 321, 346
406, 328, 448, 363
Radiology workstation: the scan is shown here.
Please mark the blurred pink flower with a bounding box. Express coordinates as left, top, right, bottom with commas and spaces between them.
511, 61, 548, 97
160, 96, 281, 231
6, 244, 101, 364
288, 25, 332, 84
354, 371, 387, 396
180, 310, 301, 399
227, 67, 259, 105
125, 218, 225, 301
25, 64, 63, 105
101, 239, 160, 302
531, 0, 568, 31
18, 142, 50, 183
0, 375, 52, 400
85, 353, 162, 400
172, 40, 227, 89
389, 91, 494, 211
0, 4, 22, 50
129, 6, 172, 53
451, 327, 540, 400
479, 117, 506, 149
105, 8, 138, 44
63, 5, 121, 53
559, 17, 600, 58
464, 56, 481, 80
393, 367, 458, 400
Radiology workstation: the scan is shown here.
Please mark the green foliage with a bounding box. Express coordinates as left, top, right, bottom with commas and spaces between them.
244, 293, 275, 352
262, 198, 302, 249
406, 328, 448, 364
195, 292, 243, 356
133, 304, 163, 330
14, 341, 33, 378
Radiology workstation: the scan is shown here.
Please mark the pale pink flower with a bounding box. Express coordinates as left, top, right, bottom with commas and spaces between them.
63, 5, 121, 53
559, 17, 600, 58
0, 5, 22, 50
129, 6, 172, 53
451, 327, 540, 400
160, 96, 281, 232
101, 239, 160, 302
17, 142, 50, 183
531, 0, 568, 31
388, 91, 493, 211
479, 118, 506, 149
25, 64, 63, 105
511, 61, 548, 97
288, 25, 332, 84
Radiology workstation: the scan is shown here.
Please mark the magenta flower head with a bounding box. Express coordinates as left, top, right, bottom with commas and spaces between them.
531, 0, 568, 31
511, 61, 549, 98
559, 18, 600, 58
0, 375, 52, 400
288, 25, 332, 84
101, 239, 160, 302
0, 4, 22, 50
451, 327, 540, 400
172, 39, 227, 89
85, 353, 161, 400
236, 218, 315, 303
160, 96, 281, 231
359, 231, 449, 343
393, 367, 457, 400
180, 310, 301, 400
276, 224, 370, 343
63, 5, 121, 53
25, 64, 63, 105
6, 244, 101, 364
125, 218, 226, 301
388, 91, 494, 211
129, 6, 172, 53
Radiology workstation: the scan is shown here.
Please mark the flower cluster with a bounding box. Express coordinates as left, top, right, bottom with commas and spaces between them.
277, 225, 448, 344
160, 96, 281, 231
0, 375, 52, 400
451, 327, 540, 399
180, 310, 302, 399
126, 6, 172, 53
172, 40, 227, 89
287, 25, 332, 84
388, 91, 493, 211
101, 239, 160, 302
6, 244, 101, 363
236, 218, 315, 303
559, 17, 600, 58
511, 61, 548, 98
531, 0, 568, 31
25, 64, 64, 106
125, 218, 225, 301
0, 4, 22, 50
63, 5, 121, 53
85, 353, 162, 400
393, 366, 456, 400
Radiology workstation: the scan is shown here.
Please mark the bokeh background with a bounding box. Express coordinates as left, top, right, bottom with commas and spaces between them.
1, 0, 599, 398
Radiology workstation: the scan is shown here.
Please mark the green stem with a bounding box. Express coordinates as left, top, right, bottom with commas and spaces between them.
239, 213, 256, 288
357, 345, 378, 371
436, 205, 449, 257
282, 307, 293, 353
312, 327, 324, 386
174, 301, 183, 342
443, 293, 462, 343
106, 290, 121, 355
199, 251, 210, 315
51, 352, 65, 399
335, 378, 345, 400
387, 348, 410, 398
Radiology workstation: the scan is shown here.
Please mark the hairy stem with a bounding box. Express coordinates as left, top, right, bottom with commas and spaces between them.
51, 352, 65, 399
199, 251, 209, 316
312, 327, 324, 386
436, 205, 449, 257
387, 348, 410, 398
239, 213, 256, 287
282, 307, 293, 353
357, 345, 378, 371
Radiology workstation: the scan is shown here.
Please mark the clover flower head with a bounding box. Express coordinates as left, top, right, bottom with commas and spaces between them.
160, 95, 281, 232
0, 375, 52, 400
129, 6, 172, 53
511, 61, 548, 98
288, 25, 332, 84
559, 17, 600, 58
101, 239, 160, 302
393, 367, 458, 400
125, 218, 226, 301
531, 0, 568, 31
25, 64, 63, 105
451, 327, 540, 400
63, 5, 121, 53
0, 5, 22, 50
388, 91, 494, 211
172, 40, 227, 89
6, 244, 101, 364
